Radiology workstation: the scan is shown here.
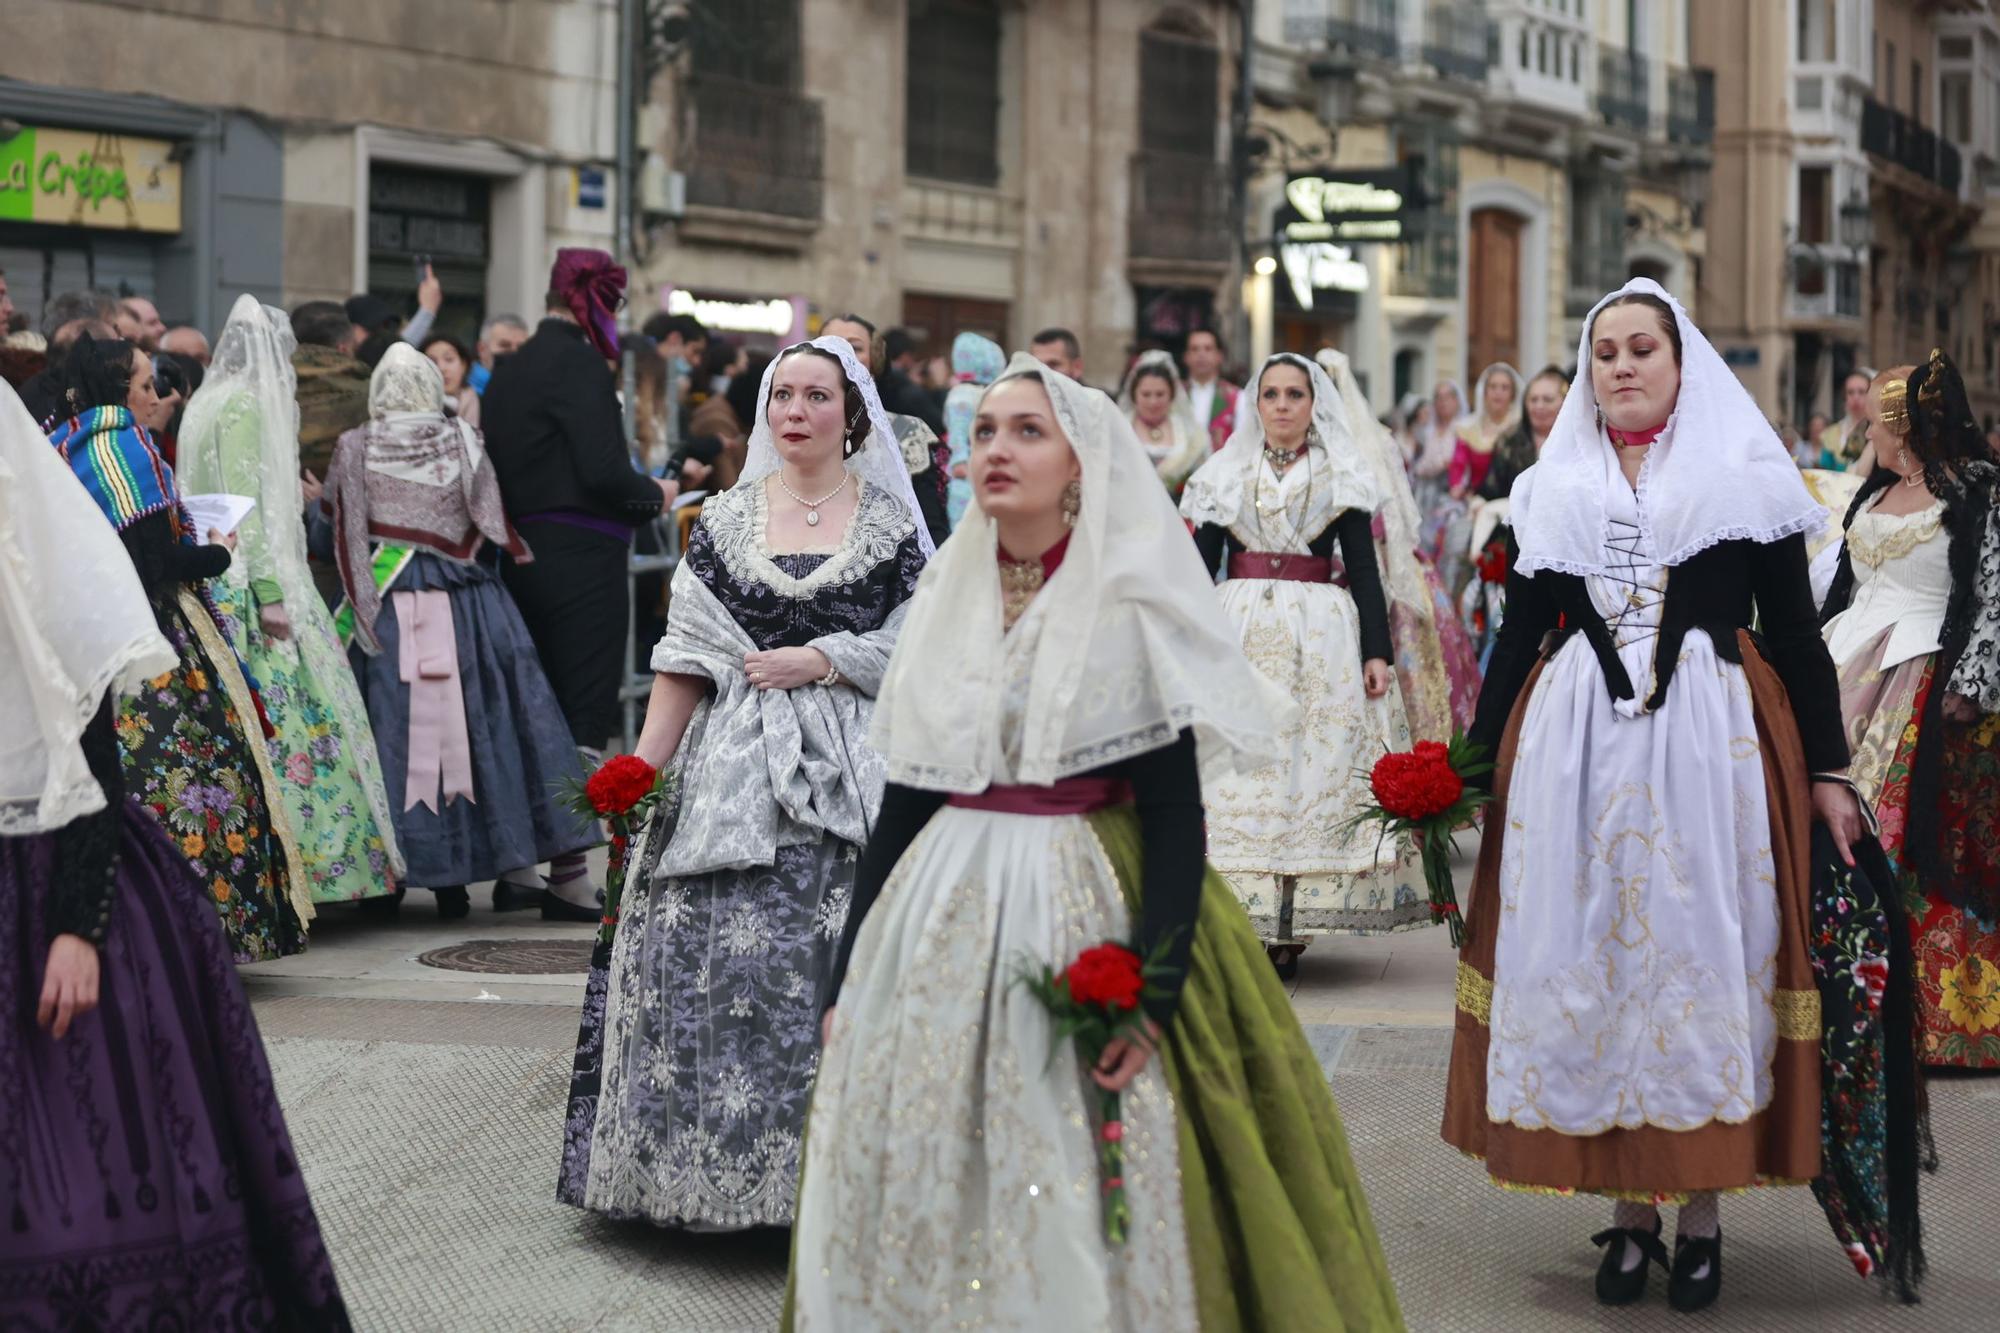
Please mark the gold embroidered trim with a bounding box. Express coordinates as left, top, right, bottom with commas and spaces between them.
1455, 961, 1492, 1026
1847, 502, 1945, 567
998, 556, 1045, 630
1773, 987, 1821, 1041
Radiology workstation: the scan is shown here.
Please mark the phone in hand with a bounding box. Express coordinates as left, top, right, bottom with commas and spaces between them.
412, 254, 432, 285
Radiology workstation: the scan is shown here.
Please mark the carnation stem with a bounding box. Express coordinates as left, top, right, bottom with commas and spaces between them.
1099, 1086, 1129, 1245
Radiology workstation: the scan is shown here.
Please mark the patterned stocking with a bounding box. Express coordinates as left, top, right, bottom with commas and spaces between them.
1612, 1200, 1659, 1273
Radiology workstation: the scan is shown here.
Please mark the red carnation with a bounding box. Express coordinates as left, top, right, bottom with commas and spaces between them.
1061, 943, 1146, 1012
1370, 748, 1464, 822
584, 754, 659, 817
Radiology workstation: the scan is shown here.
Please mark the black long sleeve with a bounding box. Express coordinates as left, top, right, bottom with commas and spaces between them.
48, 701, 122, 943
826, 782, 948, 1011
1330, 508, 1392, 663
1749, 533, 1850, 773
551, 360, 667, 519
1467, 536, 1561, 783
1192, 521, 1231, 576
119, 510, 230, 598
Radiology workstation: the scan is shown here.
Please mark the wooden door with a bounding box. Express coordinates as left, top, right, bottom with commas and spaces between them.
1467, 208, 1523, 375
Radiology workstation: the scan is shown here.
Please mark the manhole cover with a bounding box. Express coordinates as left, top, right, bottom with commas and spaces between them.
417, 939, 597, 975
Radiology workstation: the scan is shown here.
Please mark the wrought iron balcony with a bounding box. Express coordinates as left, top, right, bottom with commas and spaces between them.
1129, 151, 1232, 266
1423, 3, 1494, 84
1862, 96, 1958, 192
1668, 67, 1715, 145
1388, 212, 1458, 300
1597, 46, 1651, 133
681, 73, 825, 221
1321, 0, 1402, 62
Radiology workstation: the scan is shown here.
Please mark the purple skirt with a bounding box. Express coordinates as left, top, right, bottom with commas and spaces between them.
0, 803, 349, 1330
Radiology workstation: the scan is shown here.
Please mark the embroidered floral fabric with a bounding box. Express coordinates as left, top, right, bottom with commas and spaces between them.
1808, 850, 1894, 1278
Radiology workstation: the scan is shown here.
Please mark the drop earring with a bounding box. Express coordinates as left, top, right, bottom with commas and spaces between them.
1060, 480, 1082, 528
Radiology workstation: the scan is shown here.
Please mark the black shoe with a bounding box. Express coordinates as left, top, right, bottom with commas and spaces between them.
357, 888, 405, 921
1590, 1216, 1666, 1306
1668, 1230, 1722, 1313
540, 890, 601, 924
434, 886, 471, 920
492, 880, 541, 912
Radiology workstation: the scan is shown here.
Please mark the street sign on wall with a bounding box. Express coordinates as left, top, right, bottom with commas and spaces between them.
0, 125, 183, 233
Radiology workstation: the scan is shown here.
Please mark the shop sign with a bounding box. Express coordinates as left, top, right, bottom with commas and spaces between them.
664, 288, 799, 337
1275, 164, 1422, 244
1278, 241, 1368, 310
0, 125, 183, 233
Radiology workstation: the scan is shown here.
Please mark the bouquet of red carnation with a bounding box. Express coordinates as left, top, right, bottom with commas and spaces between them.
1475, 540, 1508, 586
559, 754, 673, 947
1350, 733, 1492, 948
1017, 938, 1180, 1245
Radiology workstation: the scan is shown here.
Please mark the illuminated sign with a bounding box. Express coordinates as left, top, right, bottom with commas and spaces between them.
0, 125, 183, 233
664, 288, 799, 337
1278, 242, 1369, 309
1275, 165, 1422, 244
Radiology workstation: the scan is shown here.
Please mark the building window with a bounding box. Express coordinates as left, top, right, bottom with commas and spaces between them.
1912, 60, 1923, 122
905, 1, 1002, 186
1798, 166, 1831, 245
688, 0, 799, 89
1944, 71, 1973, 142
1391, 125, 1460, 300
1796, 0, 1835, 63
1885, 42, 1897, 105
1139, 26, 1219, 160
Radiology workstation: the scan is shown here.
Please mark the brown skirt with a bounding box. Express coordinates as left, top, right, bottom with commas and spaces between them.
1441, 630, 1823, 1197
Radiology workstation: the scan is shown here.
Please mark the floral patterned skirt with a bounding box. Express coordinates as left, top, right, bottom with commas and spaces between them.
1839, 631, 2000, 1068
116, 595, 306, 963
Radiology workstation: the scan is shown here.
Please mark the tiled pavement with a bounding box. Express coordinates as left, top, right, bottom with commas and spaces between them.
245, 892, 1999, 1332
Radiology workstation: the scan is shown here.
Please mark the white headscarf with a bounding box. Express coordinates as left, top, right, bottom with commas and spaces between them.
1512, 277, 1826, 578
1115, 349, 1207, 487
871, 353, 1296, 792
739, 335, 935, 558
0, 380, 174, 834
1180, 352, 1381, 535
1461, 362, 1524, 449
1415, 378, 1466, 476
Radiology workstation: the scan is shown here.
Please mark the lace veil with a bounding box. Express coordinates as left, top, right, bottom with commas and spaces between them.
1114, 349, 1208, 486
1315, 348, 1431, 609
0, 380, 174, 834
739, 335, 935, 558
871, 353, 1296, 792
1180, 352, 1382, 535
1513, 277, 1825, 578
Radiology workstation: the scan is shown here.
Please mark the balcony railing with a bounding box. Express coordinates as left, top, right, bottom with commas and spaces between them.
1668, 67, 1715, 145
1862, 96, 1958, 193
1597, 46, 1651, 132
1389, 212, 1458, 300
1790, 253, 1863, 321
1129, 151, 1232, 265
1424, 4, 1494, 84
681, 74, 824, 221
1322, 0, 1402, 62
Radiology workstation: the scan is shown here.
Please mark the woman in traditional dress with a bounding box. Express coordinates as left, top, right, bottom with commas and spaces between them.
943, 331, 1005, 529
1317, 347, 1481, 742
558, 336, 931, 1229
1179, 354, 1426, 965
1430, 362, 1522, 597
323, 344, 599, 920
1463, 366, 1570, 664
1821, 352, 2000, 1069
1444, 279, 1863, 1312
790, 354, 1404, 1331
176, 295, 403, 908
48, 334, 309, 962
2, 380, 350, 1329
1116, 348, 1208, 495
1409, 378, 1463, 527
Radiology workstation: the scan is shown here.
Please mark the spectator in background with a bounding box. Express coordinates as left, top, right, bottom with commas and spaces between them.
288, 300, 373, 483
1182, 326, 1240, 451
698, 335, 741, 398
821, 314, 951, 544
18, 298, 119, 427
918, 352, 952, 414
421, 333, 481, 428
161, 325, 211, 367
1, 329, 45, 395
879, 327, 945, 435
1799, 411, 1830, 469
346, 263, 444, 352
1819, 367, 1873, 470
472, 313, 529, 395
0, 267, 14, 330
1028, 326, 1085, 381
115, 297, 167, 353
640, 311, 708, 445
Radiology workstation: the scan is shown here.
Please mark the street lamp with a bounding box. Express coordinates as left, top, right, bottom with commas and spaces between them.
1254, 255, 1278, 276
1839, 195, 1874, 255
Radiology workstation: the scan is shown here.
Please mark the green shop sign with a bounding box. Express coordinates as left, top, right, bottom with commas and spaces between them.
0, 124, 183, 233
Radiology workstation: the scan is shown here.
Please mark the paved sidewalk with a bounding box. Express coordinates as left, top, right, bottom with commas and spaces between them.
245, 891, 2000, 1332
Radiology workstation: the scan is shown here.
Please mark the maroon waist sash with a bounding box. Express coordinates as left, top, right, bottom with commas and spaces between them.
947, 776, 1134, 816
1226, 551, 1348, 585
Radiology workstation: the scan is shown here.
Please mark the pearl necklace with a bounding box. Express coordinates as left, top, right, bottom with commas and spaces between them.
776, 470, 850, 527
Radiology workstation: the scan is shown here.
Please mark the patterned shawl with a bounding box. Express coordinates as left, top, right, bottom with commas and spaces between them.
328, 411, 528, 654
50, 405, 182, 534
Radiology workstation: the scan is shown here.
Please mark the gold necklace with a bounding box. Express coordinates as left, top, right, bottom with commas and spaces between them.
999, 554, 1044, 630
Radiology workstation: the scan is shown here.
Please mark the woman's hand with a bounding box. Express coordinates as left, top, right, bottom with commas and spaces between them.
1092, 1019, 1163, 1093
1363, 658, 1393, 699
259, 602, 293, 641
38, 934, 100, 1039
1943, 691, 1979, 723
744, 647, 833, 691
300, 469, 324, 508
1812, 779, 1867, 868
207, 527, 238, 552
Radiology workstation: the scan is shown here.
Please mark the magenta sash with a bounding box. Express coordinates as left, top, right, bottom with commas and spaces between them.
394, 589, 476, 812
947, 776, 1133, 817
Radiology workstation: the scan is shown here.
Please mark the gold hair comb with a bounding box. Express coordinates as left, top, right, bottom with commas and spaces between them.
1878, 376, 1910, 429
1916, 347, 1948, 411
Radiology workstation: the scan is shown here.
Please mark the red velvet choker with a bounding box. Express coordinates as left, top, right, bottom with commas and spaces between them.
997, 532, 1071, 577
1608, 422, 1665, 449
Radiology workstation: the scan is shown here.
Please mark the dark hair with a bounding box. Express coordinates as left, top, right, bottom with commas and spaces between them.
828, 312, 877, 338
1526, 363, 1570, 393
55, 333, 139, 414
1589, 292, 1681, 363
1844, 368, 1875, 390
726, 352, 772, 428
41, 290, 119, 340
1904, 350, 1990, 485
1031, 327, 1082, 362
1185, 325, 1226, 355
883, 327, 918, 362
773, 344, 873, 456
681, 434, 724, 466
291, 300, 353, 349
642, 312, 707, 345
420, 334, 475, 381
700, 336, 739, 378
1129, 363, 1177, 396
356, 329, 398, 370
